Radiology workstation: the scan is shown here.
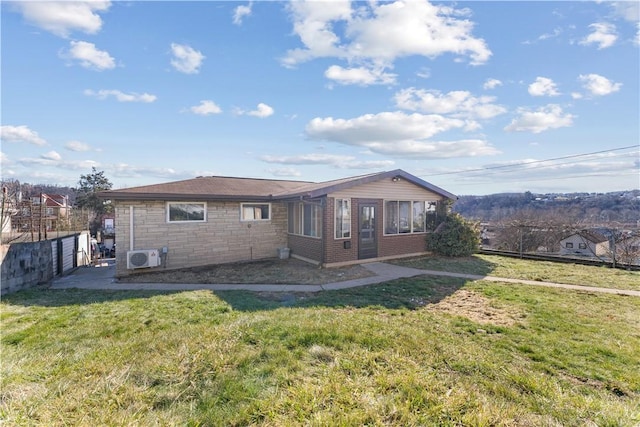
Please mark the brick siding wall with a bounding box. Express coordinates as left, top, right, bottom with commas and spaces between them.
287, 234, 322, 262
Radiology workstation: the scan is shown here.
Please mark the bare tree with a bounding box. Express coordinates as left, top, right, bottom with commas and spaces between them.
494, 209, 579, 255
615, 230, 640, 269
0, 181, 25, 243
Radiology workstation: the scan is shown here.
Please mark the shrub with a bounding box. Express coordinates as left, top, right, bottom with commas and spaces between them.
427, 213, 480, 257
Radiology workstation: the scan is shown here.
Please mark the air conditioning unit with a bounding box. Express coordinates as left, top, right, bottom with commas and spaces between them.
127, 249, 161, 269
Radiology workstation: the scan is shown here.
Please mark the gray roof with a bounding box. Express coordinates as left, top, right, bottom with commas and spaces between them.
562, 230, 609, 244
98, 169, 457, 201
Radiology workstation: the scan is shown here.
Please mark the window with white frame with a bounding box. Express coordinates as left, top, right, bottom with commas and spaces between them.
167, 202, 206, 223
335, 199, 351, 239
288, 202, 322, 237
241, 203, 271, 221
385, 200, 440, 235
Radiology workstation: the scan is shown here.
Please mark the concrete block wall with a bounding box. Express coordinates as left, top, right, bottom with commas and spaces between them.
1, 241, 54, 294
115, 201, 289, 276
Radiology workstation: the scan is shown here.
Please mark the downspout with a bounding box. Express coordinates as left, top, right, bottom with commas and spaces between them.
129, 205, 134, 251
321, 197, 326, 267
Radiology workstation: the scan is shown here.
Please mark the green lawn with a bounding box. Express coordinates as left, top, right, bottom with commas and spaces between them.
2, 265, 639, 425
391, 254, 640, 291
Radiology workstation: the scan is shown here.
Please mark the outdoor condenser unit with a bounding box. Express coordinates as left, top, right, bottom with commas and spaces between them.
126, 249, 161, 269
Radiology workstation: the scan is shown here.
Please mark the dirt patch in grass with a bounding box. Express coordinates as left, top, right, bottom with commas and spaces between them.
427, 289, 522, 326
119, 258, 375, 285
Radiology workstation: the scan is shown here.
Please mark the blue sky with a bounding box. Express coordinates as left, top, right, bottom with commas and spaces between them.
1, 1, 638, 195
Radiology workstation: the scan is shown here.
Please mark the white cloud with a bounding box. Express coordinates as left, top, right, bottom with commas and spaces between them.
528, 77, 560, 97
261, 153, 395, 169
233, 3, 252, 25
42, 151, 62, 161
65, 140, 91, 152
266, 167, 303, 177
580, 22, 617, 49
61, 41, 115, 71
483, 78, 502, 90
109, 163, 182, 179
578, 74, 622, 96
245, 103, 275, 118
416, 67, 431, 79
170, 43, 205, 74
504, 104, 574, 134
18, 157, 99, 170
283, 0, 491, 69
0, 125, 47, 146
84, 89, 157, 103
324, 65, 397, 86
609, 1, 640, 22
11, 1, 110, 38
304, 111, 499, 159
394, 88, 507, 120
190, 100, 223, 116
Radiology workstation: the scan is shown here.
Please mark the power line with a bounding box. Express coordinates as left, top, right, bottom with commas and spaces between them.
422, 145, 639, 178
452, 170, 639, 187
460, 151, 639, 179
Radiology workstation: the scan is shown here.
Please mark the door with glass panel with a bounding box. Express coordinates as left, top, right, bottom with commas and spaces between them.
358, 204, 377, 259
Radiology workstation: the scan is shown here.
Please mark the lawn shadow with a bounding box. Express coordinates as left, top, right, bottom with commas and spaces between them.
213, 274, 471, 312
389, 254, 497, 277
1, 287, 185, 308
3, 275, 470, 312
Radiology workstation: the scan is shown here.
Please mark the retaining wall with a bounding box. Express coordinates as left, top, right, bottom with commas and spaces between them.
1, 240, 54, 294
1, 232, 91, 294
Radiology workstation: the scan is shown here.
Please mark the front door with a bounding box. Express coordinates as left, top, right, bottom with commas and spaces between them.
358, 204, 377, 259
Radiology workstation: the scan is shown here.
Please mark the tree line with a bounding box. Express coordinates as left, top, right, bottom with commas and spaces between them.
453, 190, 640, 226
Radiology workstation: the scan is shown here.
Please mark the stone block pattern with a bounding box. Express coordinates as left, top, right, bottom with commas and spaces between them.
115, 201, 288, 276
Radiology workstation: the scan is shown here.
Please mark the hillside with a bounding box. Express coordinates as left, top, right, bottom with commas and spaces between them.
453, 190, 640, 224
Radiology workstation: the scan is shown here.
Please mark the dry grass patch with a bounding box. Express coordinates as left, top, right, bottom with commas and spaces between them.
427, 289, 523, 327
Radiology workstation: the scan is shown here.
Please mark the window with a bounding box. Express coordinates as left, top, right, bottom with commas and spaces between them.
241, 203, 270, 221
335, 199, 351, 239
385, 201, 398, 234
289, 202, 322, 237
167, 202, 206, 222
385, 200, 440, 235
412, 201, 425, 233
566, 242, 574, 249
578, 243, 587, 249
425, 202, 439, 231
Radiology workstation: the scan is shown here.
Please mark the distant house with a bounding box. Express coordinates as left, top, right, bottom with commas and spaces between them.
615, 233, 640, 266
99, 169, 456, 276
559, 231, 610, 257
19, 193, 71, 232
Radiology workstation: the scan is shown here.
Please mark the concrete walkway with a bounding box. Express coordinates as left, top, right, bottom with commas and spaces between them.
49, 259, 640, 297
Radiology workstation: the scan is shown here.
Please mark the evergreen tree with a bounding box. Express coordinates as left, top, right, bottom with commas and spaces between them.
74, 168, 113, 234
427, 213, 480, 257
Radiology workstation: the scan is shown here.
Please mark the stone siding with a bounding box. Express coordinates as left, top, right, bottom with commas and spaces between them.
115, 201, 288, 276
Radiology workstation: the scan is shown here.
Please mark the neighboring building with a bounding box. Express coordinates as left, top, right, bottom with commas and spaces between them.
559, 231, 610, 257
615, 233, 640, 266
99, 169, 456, 276
15, 193, 71, 232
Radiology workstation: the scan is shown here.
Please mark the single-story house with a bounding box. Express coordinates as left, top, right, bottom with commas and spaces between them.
98, 169, 456, 276
559, 231, 610, 257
